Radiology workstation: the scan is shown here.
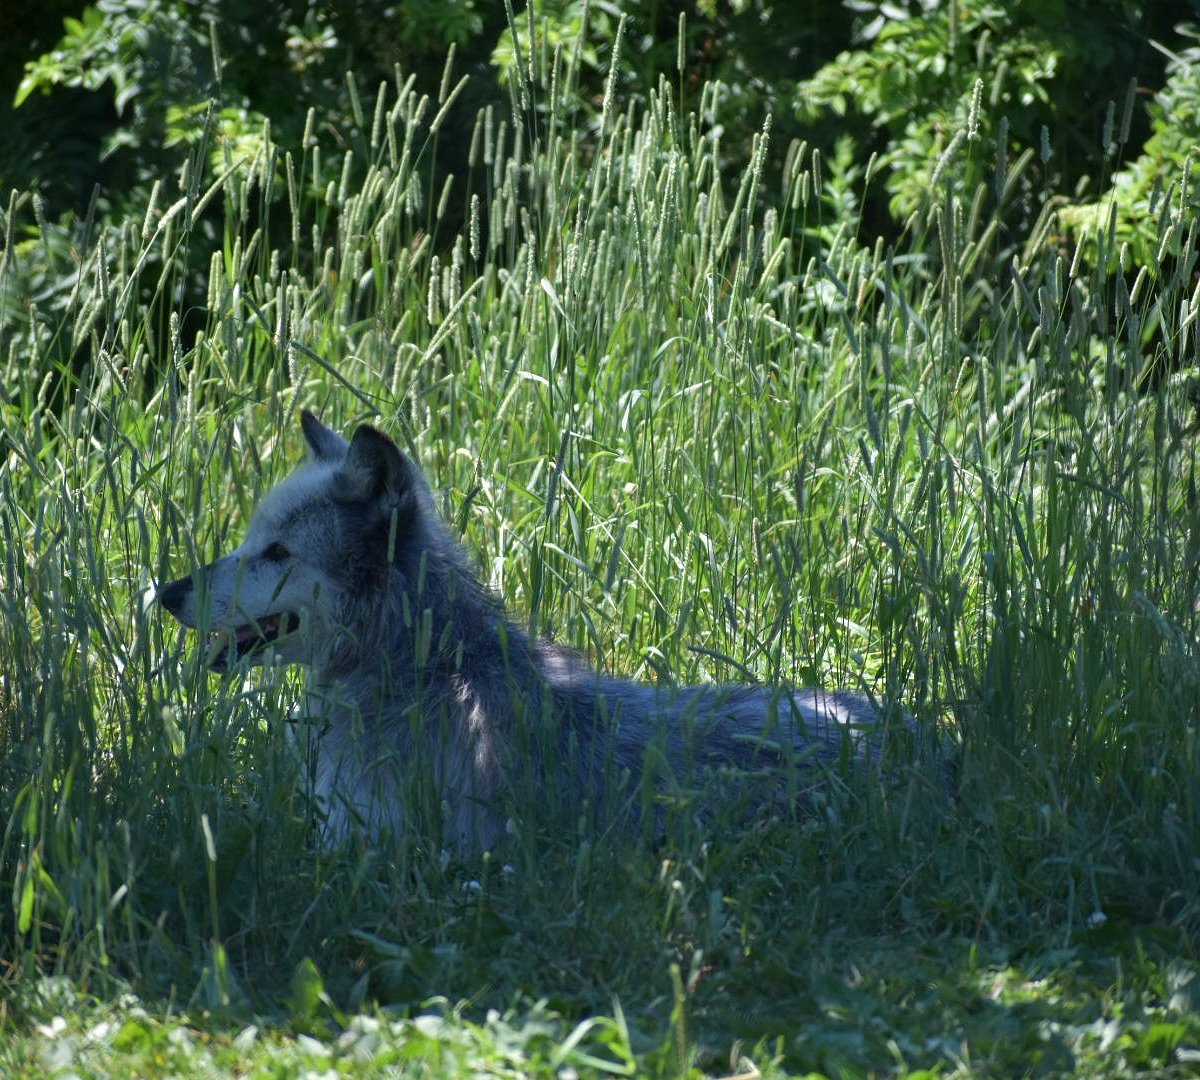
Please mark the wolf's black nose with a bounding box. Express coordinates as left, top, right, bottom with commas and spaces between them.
157, 576, 192, 615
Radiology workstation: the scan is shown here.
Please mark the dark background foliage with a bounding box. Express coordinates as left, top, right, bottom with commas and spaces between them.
2, 0, 1198, 398
4, 0, 1198, 232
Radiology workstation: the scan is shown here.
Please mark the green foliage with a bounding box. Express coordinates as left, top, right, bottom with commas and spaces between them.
389, 0, 486, 53
4, 0, 1195, 299
492, 0, 608, 92
14, 2, 203, 116
794, 0, 1170, 228
4, 49, 1200, 1069
493, 0, 854, 180
1059, 36, 1200, 268
4, 0, 498, 224
12, 0, 214, 191
3, 5, 1200, 1076
0, 983, 648, 1077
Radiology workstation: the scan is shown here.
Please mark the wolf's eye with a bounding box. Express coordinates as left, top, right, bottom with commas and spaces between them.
263, 542, 291, 562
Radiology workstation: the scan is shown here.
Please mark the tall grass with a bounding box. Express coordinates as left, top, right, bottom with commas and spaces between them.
1, 45, 1197, 1075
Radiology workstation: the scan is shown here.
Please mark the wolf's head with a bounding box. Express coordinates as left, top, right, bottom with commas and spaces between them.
158, 411, 431, 671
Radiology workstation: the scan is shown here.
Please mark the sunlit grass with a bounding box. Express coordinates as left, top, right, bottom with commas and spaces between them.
1, 43, 1198, 1077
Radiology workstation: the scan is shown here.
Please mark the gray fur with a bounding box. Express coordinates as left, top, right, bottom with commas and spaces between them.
159, 412, 920, 850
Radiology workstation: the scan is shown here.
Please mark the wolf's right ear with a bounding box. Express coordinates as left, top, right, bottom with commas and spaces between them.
301, 410, 350, 461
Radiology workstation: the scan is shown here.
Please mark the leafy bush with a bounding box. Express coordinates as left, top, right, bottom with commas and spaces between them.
4, 0, 501, 221
1, 0, 506, 394
11, 1, 215, 211
1058, 35, 1200, 268
794, 1, 1177, 229
5, 0, 1196, 294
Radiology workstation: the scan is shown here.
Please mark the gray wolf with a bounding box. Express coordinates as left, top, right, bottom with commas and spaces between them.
159, 412, 919, 850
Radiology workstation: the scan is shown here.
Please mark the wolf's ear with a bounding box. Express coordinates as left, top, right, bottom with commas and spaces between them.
300, 410, 350, 461
341, 424, 421, 511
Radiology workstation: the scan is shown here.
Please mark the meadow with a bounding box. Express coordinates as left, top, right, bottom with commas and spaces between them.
1, 45, 1198, 1078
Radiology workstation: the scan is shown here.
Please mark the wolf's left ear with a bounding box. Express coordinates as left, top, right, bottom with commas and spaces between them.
301, 410, 350, 461
341, 424, 422, 511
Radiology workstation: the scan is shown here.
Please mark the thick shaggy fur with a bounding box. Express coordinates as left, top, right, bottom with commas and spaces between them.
159, 412, 917, 849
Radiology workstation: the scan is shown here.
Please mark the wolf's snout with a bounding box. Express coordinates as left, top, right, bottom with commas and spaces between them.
157, 576, 193, 616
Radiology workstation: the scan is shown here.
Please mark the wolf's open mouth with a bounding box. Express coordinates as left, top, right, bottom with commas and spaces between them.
207, 612, 301, 669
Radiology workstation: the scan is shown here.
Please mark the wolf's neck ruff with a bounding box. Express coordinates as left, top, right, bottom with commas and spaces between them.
159, 411, 924, 850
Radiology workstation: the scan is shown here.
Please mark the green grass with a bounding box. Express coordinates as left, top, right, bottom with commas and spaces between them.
1, 54, 1198, 1077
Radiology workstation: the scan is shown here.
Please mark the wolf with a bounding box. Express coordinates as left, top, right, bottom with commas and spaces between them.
159, 411, 921, 850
